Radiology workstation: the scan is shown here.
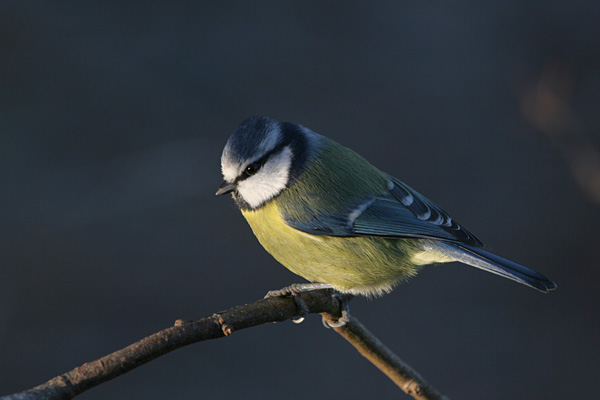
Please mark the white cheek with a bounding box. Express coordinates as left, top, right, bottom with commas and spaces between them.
237, 147, 292, 208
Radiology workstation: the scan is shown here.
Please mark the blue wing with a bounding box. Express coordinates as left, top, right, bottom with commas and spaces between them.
282, 176, 558, 293
284, 177, 483, 247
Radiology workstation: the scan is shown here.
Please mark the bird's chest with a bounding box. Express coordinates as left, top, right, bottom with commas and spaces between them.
239, 201, 417, 293
241, 201, 325, 262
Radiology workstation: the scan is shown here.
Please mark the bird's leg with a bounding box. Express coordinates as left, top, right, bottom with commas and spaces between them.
265, 282, 334, 298
265, 283, 335, 324
264, 283, 354, 326
322, 292, 354, 328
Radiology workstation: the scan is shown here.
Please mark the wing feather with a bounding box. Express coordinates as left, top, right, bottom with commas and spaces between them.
284, 176, 483, 247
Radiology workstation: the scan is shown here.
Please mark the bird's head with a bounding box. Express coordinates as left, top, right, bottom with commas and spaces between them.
217, 116, 320, 210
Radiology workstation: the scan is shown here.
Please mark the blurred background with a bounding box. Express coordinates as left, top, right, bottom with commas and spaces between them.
1, 1, 599, 399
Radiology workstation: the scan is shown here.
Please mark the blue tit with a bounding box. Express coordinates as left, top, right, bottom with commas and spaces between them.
216, 116, 556, 296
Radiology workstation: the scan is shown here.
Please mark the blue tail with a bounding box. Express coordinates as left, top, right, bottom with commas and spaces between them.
433, 242, 557, 293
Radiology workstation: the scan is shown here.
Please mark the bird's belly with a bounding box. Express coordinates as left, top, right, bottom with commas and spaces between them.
241, 203, 427, 296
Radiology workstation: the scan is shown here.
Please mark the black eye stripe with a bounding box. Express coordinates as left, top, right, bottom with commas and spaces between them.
237, 143, 289, 182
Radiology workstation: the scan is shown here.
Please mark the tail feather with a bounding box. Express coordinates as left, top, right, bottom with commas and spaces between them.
432, 242, 557, 293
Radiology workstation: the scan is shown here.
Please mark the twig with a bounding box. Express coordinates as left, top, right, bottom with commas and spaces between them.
2, 289, 446, 400
322, 313, 448, 400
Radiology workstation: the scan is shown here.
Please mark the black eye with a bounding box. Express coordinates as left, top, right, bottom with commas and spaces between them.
245, 163, 260, 176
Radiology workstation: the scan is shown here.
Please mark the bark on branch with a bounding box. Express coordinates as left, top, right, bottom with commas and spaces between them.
2, 289, 447, 400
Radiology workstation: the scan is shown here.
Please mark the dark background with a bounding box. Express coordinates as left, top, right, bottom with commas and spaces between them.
2, 2, 599, 399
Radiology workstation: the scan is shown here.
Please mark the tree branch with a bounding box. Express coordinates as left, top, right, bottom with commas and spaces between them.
2, 289, 447, 400
322, 313, 448, 400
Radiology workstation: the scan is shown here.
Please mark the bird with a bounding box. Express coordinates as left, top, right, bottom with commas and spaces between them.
216, 116, 556, 300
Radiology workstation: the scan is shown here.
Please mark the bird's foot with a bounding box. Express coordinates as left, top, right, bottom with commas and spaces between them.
322, 292, 354, 328
265, 283, 334, 324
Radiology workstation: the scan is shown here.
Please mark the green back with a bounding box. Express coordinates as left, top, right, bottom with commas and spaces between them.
278, 137, 388, 225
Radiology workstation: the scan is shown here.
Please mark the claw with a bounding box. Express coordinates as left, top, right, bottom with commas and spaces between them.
292, 295, 309, 324
322, 293, 354, 328
264, 283, 334, 323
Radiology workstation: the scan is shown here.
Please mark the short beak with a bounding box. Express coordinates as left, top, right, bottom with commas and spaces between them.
216, 181, 236, 196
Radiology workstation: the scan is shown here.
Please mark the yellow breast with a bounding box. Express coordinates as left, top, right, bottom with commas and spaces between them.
241, 200, 428, 296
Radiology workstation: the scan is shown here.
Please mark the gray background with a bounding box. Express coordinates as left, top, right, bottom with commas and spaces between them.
2, 1, 599, 399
